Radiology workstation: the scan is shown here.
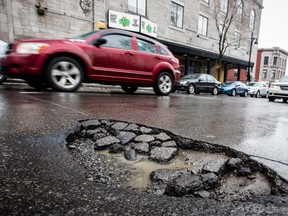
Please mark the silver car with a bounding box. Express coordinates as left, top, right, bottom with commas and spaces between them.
268, 75, 288, 103
247, 82, 269, 98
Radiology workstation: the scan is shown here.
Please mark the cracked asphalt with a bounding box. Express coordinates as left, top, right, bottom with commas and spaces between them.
1, 83, 288, 215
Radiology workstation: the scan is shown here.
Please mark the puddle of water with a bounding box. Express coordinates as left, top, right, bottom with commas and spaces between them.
100, 149, 228, 188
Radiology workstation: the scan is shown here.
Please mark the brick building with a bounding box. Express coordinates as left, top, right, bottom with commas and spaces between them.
255, 47, 288, 83
0, 0, 263, 82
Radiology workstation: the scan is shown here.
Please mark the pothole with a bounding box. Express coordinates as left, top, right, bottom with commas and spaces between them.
66, 118, 288, 200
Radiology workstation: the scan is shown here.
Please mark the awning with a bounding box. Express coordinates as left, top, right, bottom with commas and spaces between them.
159, 39, 254, 67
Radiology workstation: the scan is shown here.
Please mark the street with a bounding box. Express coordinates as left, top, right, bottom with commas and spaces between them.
1, 82, 288, 215
2, 82, 287, 178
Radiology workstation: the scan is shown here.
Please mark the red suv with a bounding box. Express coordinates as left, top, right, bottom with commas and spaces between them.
0, 29, 181, 95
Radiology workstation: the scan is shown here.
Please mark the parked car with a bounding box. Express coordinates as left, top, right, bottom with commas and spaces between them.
220, 81, 248, 97
174, 73, 221, 95
268, 75, 288, 103
0, 29, 181, 95
0, 40, 8, 84
247, 82, 269, 98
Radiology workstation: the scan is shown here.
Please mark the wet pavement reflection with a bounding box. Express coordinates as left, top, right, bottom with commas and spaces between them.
0, 84, 288, 179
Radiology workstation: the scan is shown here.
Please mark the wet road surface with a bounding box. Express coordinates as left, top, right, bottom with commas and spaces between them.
0, 83, 288, 180
1, 83, 288, 215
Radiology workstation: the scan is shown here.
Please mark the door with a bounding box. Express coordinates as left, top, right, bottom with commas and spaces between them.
197, 74, 208, 92
207, 74, 217, 92
90, 33, 134, 82
259, 83, 268, 96
131, 37, 159, 83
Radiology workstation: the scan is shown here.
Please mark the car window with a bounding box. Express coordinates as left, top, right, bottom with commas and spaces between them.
207, 75, 215, 82
279, 76, 288, 82
136, 38, 157, 53
159, 46, 169, 55
182, 74, 200, 79
101, 34, 132, 50
247, 82, 256, 86
71, 31, 99, 40
199, 74, 207, 81
261, 83, 267, 87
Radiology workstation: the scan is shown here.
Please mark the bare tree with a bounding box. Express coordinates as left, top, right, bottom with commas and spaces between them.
213, 0, 245, 78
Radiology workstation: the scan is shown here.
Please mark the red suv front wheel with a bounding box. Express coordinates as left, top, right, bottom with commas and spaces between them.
153, 72, 173, 96
46, 56, 84, 92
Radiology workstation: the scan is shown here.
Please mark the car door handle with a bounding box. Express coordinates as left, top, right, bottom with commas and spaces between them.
125, 52, 134, 56
154, 56, 162, 60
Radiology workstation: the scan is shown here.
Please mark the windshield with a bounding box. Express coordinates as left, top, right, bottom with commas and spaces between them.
181, 74, 201, 80
247, 82, 256, 86
70, 31, 99, 40
0, 40, 8, 57
279, 76, 288, 82
223, 81, 235, 86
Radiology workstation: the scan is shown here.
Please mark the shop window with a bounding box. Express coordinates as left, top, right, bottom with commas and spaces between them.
271, 70, 276, 80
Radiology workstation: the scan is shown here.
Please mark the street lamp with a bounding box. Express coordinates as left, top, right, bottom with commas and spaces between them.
247, 32, 258, 82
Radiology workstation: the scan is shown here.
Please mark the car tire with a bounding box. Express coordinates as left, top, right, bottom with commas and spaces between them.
283, 98, 287, 103
0, 75, 7, 84
256, 91, 260, 98
46, 57, 84, 92
211, 87, 218, 95
250, 94, 254, 98
153, 72, 173, 96
121, 85, 138, 94
187, 83, 195, 94
268, 96, 275, 102
243, 90, 248, 97
26, 80, 49, 90
231, 89, 236, 96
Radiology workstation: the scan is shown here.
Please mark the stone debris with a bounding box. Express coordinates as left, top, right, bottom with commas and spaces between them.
95, 136, 120, 150
116, 131, 136, 145
66, 118, 288, 200
149, 147, 178, 163
124, 149, 137, 161
134, 134, 155, 143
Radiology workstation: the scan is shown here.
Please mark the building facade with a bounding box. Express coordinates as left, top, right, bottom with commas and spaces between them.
255, 47, 288, 83
0, 0, 263, 82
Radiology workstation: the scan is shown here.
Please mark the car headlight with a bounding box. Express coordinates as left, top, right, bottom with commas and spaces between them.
180, 81, 188, 85
270, 84, 281, 90
16, 43, 50, 54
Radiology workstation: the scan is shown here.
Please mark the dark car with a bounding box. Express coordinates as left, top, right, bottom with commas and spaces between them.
174, 73, 221, 95
0, 29, 181, 95
220, 81, 248, 97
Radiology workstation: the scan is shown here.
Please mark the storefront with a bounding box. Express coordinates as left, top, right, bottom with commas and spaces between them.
160, 40, 253, 82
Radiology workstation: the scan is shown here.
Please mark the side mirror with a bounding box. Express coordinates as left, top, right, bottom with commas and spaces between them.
93, 38, 106, 47
198, 79, 202, 82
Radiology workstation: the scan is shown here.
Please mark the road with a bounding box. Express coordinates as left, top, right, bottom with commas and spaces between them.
1, 82, 288, 215
1, 83, 288, 180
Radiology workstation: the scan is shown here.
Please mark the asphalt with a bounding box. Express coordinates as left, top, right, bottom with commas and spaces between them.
1, 82, 288, 215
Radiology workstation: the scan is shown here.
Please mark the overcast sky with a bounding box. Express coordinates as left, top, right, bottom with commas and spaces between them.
258, 0, 288, 52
